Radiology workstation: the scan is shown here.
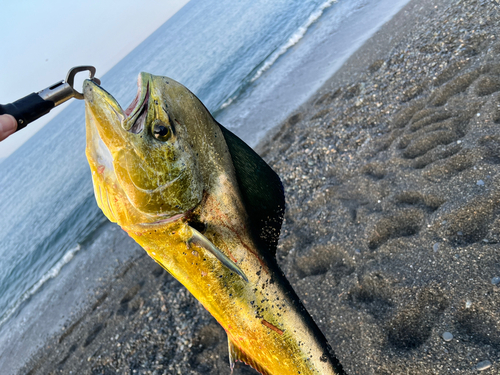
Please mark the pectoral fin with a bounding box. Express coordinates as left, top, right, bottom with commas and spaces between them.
188, 227, 248, 282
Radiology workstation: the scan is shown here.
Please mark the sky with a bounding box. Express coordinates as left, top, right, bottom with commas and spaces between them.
0, 0, 190, 160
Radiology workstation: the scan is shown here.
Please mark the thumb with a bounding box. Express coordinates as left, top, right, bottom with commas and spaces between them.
0, 115, 17, 141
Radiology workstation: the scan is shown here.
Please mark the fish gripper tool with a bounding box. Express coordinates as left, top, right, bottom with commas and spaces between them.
0, 66, 101, 132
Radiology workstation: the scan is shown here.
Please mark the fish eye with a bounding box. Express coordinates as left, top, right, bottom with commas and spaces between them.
152, 121, 171, 141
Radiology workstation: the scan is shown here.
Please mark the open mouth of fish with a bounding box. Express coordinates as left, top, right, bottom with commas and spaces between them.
84, 73, 153, 135
122, 75, 150, 134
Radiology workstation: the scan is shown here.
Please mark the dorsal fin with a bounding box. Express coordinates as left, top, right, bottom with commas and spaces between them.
218, 124, 285, 256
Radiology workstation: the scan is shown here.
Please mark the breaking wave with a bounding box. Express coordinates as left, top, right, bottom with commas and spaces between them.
0, 244, 82, 328
218, 0, 338, 112
250, 0, 338, 83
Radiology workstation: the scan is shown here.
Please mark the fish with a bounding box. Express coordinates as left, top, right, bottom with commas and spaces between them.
83, 72, 345, 375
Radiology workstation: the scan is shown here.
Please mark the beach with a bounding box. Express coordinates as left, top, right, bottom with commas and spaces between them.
21, 0, 500, 374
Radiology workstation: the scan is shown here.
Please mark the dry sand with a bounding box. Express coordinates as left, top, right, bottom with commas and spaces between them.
22, 0, 500, 374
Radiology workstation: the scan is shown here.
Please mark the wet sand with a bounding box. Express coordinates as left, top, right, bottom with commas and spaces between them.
22, 0, 500, 374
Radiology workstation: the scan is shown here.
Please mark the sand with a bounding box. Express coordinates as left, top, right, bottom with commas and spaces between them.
21, 0, 500, 374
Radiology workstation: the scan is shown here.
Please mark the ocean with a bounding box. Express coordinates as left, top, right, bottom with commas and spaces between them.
0, 0, 410, 372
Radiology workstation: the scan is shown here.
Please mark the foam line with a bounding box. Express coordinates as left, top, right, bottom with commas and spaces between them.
250, 0, 338, 83
0, 244, 82, 328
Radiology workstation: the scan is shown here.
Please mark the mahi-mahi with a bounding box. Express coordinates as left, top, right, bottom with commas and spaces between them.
83, 73, 344, 375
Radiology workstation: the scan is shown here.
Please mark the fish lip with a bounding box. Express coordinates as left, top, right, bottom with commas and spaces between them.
84, 78, 126, 124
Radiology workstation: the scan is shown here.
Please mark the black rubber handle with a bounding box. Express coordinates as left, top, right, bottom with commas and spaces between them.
0, 93, 55, 131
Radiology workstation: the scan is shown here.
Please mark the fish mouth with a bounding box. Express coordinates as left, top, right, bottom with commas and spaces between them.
83, 72, 152, 135
123, 74, 150, 134
83, 73, 153, 171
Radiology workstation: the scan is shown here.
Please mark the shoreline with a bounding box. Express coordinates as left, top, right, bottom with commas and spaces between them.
256, 0, 453, 154
20, 0, 500, 374
218, 0, 411, 149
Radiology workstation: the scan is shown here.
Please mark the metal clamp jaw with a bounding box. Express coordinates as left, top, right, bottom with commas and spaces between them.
0, 65, 101, 131
38, 66, 101, 106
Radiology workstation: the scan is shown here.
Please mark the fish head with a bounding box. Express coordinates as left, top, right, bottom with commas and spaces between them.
84, 73, 211, 227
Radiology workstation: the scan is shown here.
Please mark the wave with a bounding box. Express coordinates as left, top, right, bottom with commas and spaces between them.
217, 0, 338, 112
0, 244, 82, 328
220, 96, 235, 110
250, 0, 338, 83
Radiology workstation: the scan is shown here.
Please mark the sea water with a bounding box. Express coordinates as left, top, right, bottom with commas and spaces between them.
0, 0, 410, 372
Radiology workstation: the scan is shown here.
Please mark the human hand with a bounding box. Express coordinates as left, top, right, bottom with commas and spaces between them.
0, 115, 17, 141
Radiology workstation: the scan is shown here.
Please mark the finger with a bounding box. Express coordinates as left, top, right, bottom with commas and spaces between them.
0, 115, 17, 141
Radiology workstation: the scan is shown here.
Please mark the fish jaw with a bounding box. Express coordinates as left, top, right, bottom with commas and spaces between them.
83, 74, 204, 226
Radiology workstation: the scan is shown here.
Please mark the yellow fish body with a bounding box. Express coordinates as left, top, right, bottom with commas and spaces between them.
84, 73, 344, 375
